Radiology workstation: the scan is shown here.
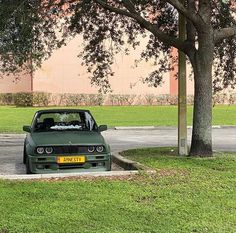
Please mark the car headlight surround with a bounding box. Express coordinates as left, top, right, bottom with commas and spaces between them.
96, 146, 104, 153
45, 147, 53, 154
36, 147, 44, 154
88, 146, 95, 153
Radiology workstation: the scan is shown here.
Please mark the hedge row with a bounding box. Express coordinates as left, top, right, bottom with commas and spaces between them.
0, 92, 195, 107
1, 92, 233, 107
0, 92, 50, 107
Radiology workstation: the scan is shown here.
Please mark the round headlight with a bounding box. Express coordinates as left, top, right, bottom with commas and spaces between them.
45, 147, 53, 154
96, 146, 104, 153
88, 146, 95, 153
37, 147, 44, 154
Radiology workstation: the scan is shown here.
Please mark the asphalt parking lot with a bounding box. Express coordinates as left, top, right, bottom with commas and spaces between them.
1, 127, 236, 175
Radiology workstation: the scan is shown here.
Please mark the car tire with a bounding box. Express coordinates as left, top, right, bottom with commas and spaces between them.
108, 158, 112, 171
23, 142, 27, 164
26, 157, 32, 174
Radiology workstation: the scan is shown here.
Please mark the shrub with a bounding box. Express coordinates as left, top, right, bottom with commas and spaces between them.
33, 92, 51, 107
229, 93, 236, 105
108, 94, 118, 105
156, 95, 168, 105
187, 95, 194, 105
96, 94, 104, 106
169, 95, 178, 105
116, 95, 127, 106
213, 93, 228, 107
63, 94, 86, 106
144, 94, 156, 105
84, 94, 104, 106
134, 95, 143, 105
56, 93, 104, 106
124, 94, 136, 105
49, 94, 59, 106
13, 92, 33, 107
0, 93, 14, 105
107, 94, 136, 105
156, 94, 193, 106
57, 94, 67, 106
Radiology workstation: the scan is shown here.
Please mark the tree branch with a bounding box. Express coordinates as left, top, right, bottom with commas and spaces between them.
214, 27, 236, 43
186, 0, 197, 44
95, 0, 185, 52
122, 0, 136, 13
166, 0, 200, 26
198, 0, 212, 24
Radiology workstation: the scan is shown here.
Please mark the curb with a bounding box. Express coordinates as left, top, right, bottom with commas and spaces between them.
0, 134, 25, 137
114, 126, 224, 130
112, 152, 156, 173
187, 125, 221, 129
114, 126, 157, 130
114, 126, 177, 130
220, 125, 236, 128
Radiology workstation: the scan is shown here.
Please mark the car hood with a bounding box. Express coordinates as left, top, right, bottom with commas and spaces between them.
29, 131, 106, 146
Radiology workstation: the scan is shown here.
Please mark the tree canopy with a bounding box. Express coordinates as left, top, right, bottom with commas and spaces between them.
0, 0, 65, 75
1, 1, 235, 91
0, 1, 235, 89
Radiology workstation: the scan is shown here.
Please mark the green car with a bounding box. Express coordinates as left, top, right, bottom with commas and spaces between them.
23, 109, 111, 174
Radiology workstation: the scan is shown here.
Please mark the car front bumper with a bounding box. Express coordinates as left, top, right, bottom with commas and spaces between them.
27, 154, 112, 174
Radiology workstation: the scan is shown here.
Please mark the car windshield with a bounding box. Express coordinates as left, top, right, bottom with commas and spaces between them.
34, 111, 96, 132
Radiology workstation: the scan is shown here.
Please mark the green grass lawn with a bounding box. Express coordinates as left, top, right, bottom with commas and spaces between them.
0, 148, 235, 233
1, 105, 236, 133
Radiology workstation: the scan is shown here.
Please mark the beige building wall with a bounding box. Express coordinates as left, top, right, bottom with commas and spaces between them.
0, 72, 32, 93
0, 36, 194, 96
33, 35, 172, 95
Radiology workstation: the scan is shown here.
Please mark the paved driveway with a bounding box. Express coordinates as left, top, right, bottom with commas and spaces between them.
0, 127, 236, 175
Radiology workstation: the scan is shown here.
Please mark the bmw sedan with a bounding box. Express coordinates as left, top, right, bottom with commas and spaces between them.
23, 109, 111, 174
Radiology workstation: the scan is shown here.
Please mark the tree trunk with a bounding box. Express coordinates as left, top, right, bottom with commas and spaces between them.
190, 33, 214, 157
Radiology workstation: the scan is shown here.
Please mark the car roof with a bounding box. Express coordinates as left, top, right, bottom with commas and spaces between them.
35, 109, 91, 114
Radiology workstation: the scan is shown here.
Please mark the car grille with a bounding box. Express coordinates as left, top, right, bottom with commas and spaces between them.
58, 164, 85, 169
52, 146, 96, 154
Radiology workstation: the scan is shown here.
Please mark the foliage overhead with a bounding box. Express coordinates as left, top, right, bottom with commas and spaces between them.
212, 1, 236, 93
66, 0, 236, 93
0, 0, 66, 76
0, 0, 235, 93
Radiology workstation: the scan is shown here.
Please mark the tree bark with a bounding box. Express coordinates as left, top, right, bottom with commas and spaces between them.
190, 30, 214, 157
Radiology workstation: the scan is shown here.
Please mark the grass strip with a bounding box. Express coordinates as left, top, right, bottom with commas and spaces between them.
1, 105, 236, 133
0, 147, 235, 233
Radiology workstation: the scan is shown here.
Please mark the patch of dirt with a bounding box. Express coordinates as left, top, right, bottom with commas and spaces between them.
18, 168, 188, 183
156, 168, 188, 177
28, 174, 139, 183
0, 229, 9, 233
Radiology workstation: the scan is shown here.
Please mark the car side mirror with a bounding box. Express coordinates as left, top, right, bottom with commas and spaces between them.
23, 125, 31, 133
98, 125, 107, 132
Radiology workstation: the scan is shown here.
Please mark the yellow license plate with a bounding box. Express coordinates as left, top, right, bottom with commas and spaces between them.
57, 156, 85, 164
